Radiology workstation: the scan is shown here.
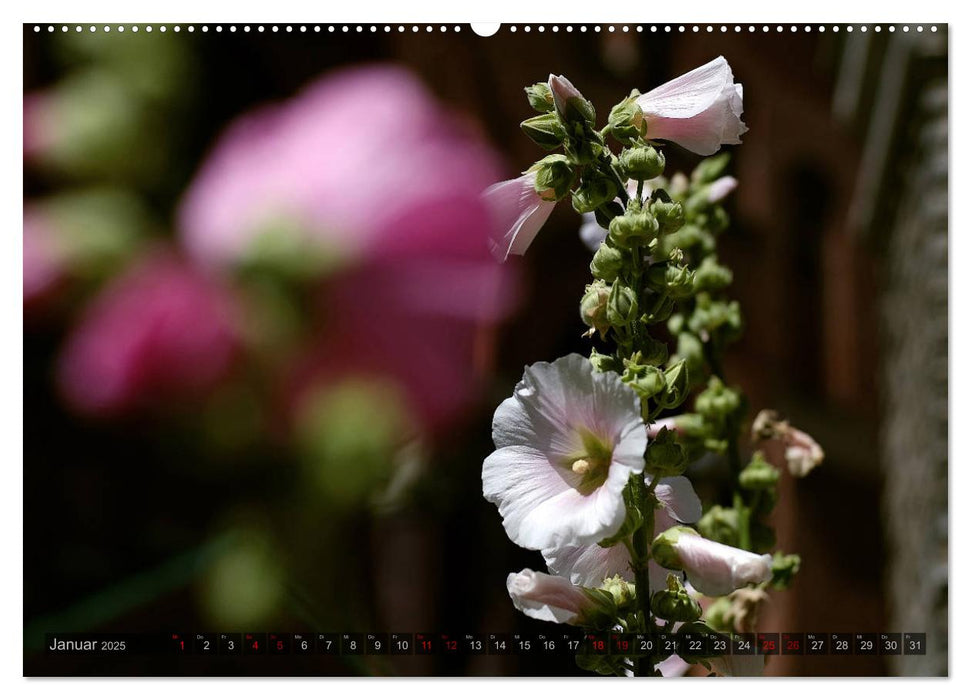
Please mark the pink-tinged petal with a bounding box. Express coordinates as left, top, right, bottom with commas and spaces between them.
484, 354, 646, 550
23, 210, 62, 303
482, 172, 555, 261
672, 533, 772, 597
543, 540, 633, 587
655, 476, 703, 524
707, 175, 738, 203
506, 569, 591, 624
637, 56, 747, 156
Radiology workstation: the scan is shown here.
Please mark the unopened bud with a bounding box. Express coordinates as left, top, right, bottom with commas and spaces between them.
651, 573, 702, 622
606, 282, 638, 327
532, 154, 574, 200
645, 426, 686, 476
580, 280, 611, 336
619, 145, 666, 181
549, 74, 596, 124
650, 200, 685, 234
623, 364, 666, 400
606, 94, 645, 146
660, 359, 690, 409
589, 240, 625, 282
571, 174, 617, 214
738, 452, 780, 490
524, 82, 555, 112
521, 113, 568, 150
608, 211, 659, 249
693, 255, 733, 293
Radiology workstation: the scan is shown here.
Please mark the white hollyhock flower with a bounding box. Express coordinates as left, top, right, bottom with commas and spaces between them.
506, 568, 594, 624
542, 476, 703, 589
482, 171, 556, 262
636, 56, 747, 156
483, 354, 646, 550
652, 526, 773, 597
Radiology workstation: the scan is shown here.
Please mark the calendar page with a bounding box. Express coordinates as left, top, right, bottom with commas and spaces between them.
22, 17, 948, 680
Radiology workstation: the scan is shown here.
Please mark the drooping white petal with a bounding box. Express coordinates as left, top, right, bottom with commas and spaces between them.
671, 533, 773, 597
506, 569, 591, 624
483, 354, 646, 550
636, 56, 748, 156
658, 654, 692, 677
482, 172, 556, 261
655, 476, 703, 524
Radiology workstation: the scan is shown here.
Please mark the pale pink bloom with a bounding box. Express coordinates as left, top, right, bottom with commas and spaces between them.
657, 654, 692, 677
23, 209, 62, 304
707, 175, 738, 203
506, 568, 593, 624
636, 56, 747, 156
179, 65, 503, 268
660, 529, 772, 597
542, 475, 702, 589
483, 171, 556, 261
751, 409, 824, 477
179, 66, 518, 432
548, 74, 589, 121
483, 354, 646, 550
784, 427, 825, 477
57, 252, 240, 415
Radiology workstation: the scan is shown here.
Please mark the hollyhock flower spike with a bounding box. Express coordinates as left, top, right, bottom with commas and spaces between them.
652, 526, 773, 597
482, 354, 646, 550
482, 171, 556, 261
636, 56, 747, 156
506, 569, 596, 624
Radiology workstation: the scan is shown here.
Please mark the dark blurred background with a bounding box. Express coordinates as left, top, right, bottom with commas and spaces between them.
23, 24, 947, 676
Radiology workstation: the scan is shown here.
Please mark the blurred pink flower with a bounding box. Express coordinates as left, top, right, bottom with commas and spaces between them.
23, 209, 62, 305
178, 65, 518, 432
57, 252, 240, 415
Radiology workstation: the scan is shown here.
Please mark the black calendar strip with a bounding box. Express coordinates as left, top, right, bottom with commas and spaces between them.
44, 632, 927, 656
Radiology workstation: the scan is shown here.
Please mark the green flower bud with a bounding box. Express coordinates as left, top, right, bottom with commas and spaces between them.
640, 292, 676, 323
688, 296, 743, 341
645, 426, 686, 476
691, 152, 731, 184
647, 262, 695, 299
619, 145, 666, 181
704, 596, 734, 633
651, 574, 702, 622
606, 93, 645, 146
580, 280, 611, 336
650, 526, 698, 570
606, 281, 638, 327
696, 505, 738, 546
739, 452, 780, 490
524, 81, 555, 112
770, 552, 801, 590
602, 574, 637, 610
549, 74, 596, 124
590, 240, 625, 282
589, 349, 621, 374
520, 112, 568, 150
668, 313, 686, 335
674, 332, 705, 385
608, 211, 659, 249
571, 174, 617, 214
622, 364, 666, 400
693, 255, 734, 293
695, 376, 742, 422
532, 154, 574, 200
660, 359, 690, 409
640, 335, 670, 366
650, 199, 685, 234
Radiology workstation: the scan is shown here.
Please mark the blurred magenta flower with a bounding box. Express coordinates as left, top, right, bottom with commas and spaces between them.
57, 252, 240, 415
178, 65, 518, 432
